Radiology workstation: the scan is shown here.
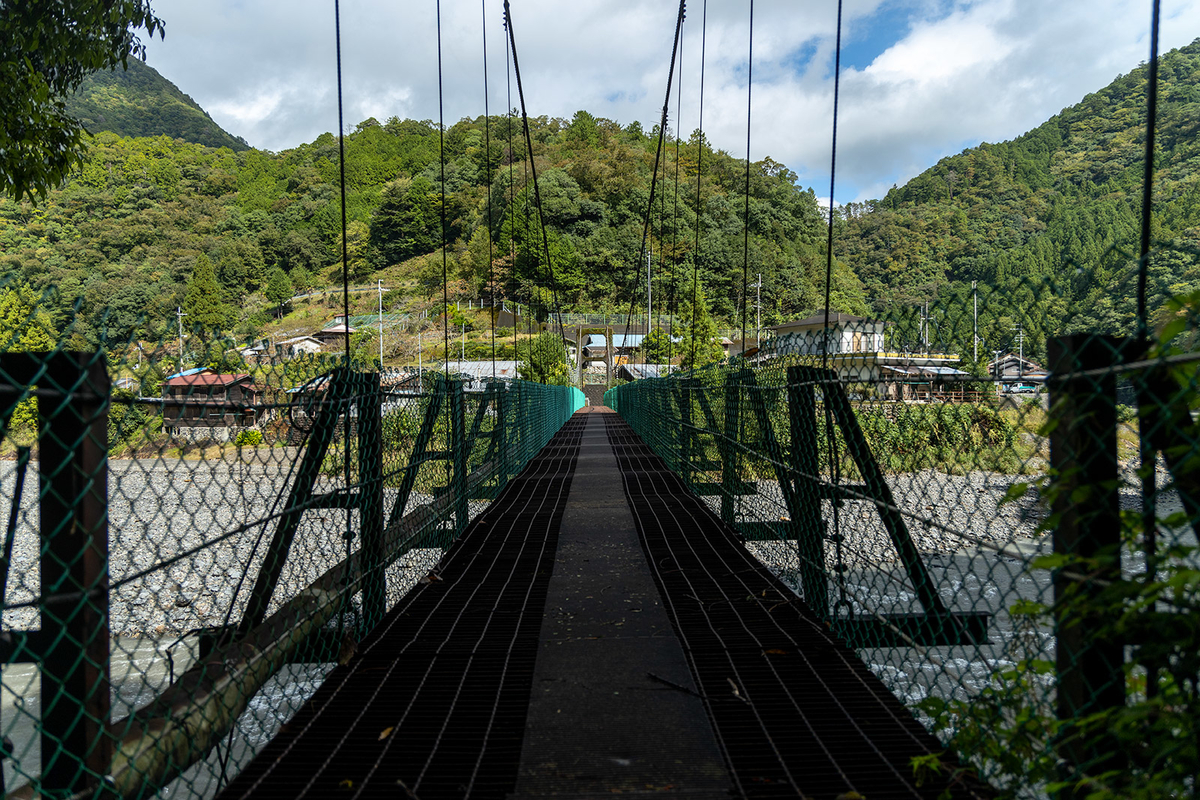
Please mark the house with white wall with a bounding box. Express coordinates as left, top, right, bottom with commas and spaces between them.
767, 311, 971, 399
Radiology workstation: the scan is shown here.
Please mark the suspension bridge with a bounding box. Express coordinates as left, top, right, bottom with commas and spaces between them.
0, 0, 1192, 798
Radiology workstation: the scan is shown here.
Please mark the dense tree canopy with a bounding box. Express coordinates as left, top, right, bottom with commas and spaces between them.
837, 37, 1200, 346
517, 332, 570, 386
0, 0, 164, 202
6, 36, 1200, 369
0, 103, 853, 348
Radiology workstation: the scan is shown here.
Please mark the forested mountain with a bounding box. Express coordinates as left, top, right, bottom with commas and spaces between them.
6, 38, 1200, 355
0, 109, 860, 347
65, 58, 249, 151
837, 37, 1200, 336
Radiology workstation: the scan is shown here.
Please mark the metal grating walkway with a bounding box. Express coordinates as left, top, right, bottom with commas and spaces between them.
216, 408, 990, 799
604, 411, 990, 799
217, 415, 587, 799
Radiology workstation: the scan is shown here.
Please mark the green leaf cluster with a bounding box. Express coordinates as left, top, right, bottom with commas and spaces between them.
0, 0, 164, 202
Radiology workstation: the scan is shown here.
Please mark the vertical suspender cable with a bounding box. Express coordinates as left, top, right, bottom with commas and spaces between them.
335, 0, 351, 359
668, 22, 684, 367
820, 0, 840, 371
483, 0, 496, 378
1138, 0, 1163, 679
506, 21, 517, 366
690, 0, 707, 368
504, 0, 568, 351
621, 0, 687, 364
739, 0, 753, 355
822, 0, 847, 618
1137, 0, 1161, 334
437, 0, 450, 378
333, 0, 356, 640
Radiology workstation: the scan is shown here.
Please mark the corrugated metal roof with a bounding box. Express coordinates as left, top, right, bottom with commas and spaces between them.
443, 360, 521, 381
164, 373, 253, 387
164, 366, 212, 380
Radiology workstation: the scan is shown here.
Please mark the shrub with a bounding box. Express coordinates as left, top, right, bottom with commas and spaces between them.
234, 429, 263, 447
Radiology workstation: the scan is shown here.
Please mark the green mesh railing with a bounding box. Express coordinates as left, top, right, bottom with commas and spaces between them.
606, 273, 1200, 798
0, 317, 583, 798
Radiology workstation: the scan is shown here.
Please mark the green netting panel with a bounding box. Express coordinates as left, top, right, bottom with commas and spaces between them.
606, 268, 1200, 798
0, 316, 581, 798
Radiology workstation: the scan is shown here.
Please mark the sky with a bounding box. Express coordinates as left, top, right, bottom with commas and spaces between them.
142, 0, 1200, 203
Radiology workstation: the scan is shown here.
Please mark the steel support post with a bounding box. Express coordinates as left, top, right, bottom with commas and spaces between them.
356, 372, 386, 628
39, 353, 112, 792
786, 366, 830, 617
1047, 334, 1127, 782
449, 380, 469, 535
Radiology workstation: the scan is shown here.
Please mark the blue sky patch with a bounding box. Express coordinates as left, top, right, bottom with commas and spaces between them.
840, 0, 918, 73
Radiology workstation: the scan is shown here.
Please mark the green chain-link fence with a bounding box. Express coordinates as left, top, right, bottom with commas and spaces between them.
606, 267, 1200, 798
0, 319, 583, 798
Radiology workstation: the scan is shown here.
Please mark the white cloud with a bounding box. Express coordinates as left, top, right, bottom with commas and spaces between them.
143, 0, 1200, 200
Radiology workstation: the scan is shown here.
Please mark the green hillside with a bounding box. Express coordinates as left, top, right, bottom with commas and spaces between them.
0, 112, 853, 351
66, 58, 249, 151
6, 38, 1200, 361
838, 37, 1200, 335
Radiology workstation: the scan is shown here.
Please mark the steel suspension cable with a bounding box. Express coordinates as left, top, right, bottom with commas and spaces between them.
483, 0, 496, 378
667, 20, 685, 367
821, 0, 848, 618
332, 0, 355, 575
503, 0, 568, 351
334, 1, 351, 360
621, 0, 688, 366
739, 0, 753, 355
1136, 0, 1162, 334
506, 14, 517, 367
689, 0, 707, 368
1137, 0, 1163, 681
437, 0, 450, 378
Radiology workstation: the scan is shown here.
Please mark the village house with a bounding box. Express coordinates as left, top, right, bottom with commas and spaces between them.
314, 323, 357, 351
767, 311, 974, 400
162, 369, 261, 441
988, 353, 1048, 393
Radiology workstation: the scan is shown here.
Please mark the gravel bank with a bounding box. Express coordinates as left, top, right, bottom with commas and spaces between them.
730, 463, 1180, 572
0, 457, 453, 637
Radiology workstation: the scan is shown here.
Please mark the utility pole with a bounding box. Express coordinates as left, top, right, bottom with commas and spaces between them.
461, 322, 466, 363
972, 281, 978, 363
646, 248, 652, 345
377, 279, 385, 367
418, 326, 422, 379
755, 273, 762, 347
921, 301, 928, 352
1016, 323, 1024, 379
176, 307, 187, 371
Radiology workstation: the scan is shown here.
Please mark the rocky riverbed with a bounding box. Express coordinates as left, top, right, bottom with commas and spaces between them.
0, 456, 452, 637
